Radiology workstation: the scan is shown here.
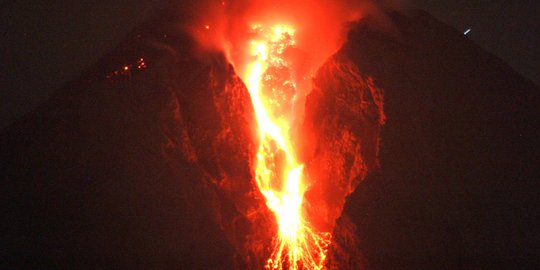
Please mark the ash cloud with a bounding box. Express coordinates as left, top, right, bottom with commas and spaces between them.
184, 0, 399, 72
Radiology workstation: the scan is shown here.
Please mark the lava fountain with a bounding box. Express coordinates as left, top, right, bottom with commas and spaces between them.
242, 24, 330, 269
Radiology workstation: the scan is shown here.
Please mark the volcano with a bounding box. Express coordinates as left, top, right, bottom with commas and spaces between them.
2, 7, 539, 270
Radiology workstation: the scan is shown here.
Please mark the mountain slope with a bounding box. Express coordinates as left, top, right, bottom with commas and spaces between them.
1, 8, 538, 270
341, 10, 540, 269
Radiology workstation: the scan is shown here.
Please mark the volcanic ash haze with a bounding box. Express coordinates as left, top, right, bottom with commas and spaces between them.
188, 0, 396, 125
189, 0, 379, 79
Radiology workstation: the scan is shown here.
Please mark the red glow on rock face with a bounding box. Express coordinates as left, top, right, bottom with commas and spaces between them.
188, 1, 382, 269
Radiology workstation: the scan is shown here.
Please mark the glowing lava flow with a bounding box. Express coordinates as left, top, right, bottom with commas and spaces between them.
242, 24, 330, 270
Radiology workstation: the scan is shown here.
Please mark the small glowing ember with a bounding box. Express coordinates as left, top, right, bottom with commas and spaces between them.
242, 24, 330, 270
105, 57, 147, 80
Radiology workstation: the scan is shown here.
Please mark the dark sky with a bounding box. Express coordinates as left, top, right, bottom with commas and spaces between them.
2, 0, 539, 128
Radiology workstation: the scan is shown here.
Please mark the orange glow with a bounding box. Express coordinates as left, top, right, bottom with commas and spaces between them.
136, 58, 147, 69
242, 24, 330, 270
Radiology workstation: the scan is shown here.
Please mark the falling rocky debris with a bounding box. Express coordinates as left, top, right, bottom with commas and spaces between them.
2, 8, 539, 270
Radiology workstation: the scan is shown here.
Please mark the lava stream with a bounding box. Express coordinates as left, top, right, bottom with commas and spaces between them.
243, 24, 330, 270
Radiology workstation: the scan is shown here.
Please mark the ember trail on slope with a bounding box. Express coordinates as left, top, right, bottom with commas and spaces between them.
242, 24, 331, 270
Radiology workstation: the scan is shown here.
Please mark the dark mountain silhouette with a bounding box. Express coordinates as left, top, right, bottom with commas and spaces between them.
342, 10, 540, 270
2, 8, 539, 269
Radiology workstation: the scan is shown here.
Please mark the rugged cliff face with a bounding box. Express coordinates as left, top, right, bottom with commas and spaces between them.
303, 57, 385, 232
2, 8, 538, 270
0, 15, 255, 268
300, 57, 386, 270
340, 10, 540, 270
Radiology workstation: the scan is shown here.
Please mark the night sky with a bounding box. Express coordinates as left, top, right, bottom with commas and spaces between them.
2, 0, 539, 128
